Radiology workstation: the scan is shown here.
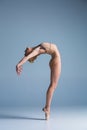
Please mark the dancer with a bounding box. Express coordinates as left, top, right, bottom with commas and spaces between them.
16, 42, 61, 120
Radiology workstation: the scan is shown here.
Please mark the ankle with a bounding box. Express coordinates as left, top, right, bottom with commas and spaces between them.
44, 106, 50, 112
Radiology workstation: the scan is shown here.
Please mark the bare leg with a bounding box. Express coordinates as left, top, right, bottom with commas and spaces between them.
43, 61, 61, 119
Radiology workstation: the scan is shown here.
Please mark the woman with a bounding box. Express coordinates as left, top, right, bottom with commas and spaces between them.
16, 42, 61, 120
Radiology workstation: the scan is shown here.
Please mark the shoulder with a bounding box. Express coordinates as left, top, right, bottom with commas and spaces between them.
33, 45, 46, 54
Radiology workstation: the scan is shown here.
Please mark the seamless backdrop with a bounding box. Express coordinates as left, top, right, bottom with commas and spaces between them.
0, 0, 87, 107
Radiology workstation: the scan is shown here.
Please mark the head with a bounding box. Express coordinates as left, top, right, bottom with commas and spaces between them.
24, 47, 37, 63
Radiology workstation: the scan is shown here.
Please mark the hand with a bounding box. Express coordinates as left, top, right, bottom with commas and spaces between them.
16, 64, 22, 75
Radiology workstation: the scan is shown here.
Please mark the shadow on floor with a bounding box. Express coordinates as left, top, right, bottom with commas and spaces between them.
0, 114, 45, 121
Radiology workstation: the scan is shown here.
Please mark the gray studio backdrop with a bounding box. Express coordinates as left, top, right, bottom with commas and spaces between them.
0, 0, 87, 107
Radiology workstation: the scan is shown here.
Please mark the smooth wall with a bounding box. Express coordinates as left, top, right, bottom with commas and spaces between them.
0, 0, 87, 107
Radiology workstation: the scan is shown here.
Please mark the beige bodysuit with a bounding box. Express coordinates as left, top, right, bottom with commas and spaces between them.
40, 42, 61, 68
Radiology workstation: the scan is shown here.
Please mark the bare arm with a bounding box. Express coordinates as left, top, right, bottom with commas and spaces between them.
16, 46, 45, 75
18, 47, 40, 66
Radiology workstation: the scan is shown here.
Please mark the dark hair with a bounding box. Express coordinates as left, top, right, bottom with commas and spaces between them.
24, 47, 37, 63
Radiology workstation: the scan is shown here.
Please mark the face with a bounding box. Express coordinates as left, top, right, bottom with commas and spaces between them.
28, 56, 37, 63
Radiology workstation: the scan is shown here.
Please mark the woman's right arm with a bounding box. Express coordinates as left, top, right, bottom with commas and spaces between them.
16, 46, 45, 75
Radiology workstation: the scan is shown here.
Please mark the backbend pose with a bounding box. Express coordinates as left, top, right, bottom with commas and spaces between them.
16, 42, 61, 120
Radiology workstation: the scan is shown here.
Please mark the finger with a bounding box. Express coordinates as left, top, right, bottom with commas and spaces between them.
18, 67, 22, 74
19, 66, 22, 71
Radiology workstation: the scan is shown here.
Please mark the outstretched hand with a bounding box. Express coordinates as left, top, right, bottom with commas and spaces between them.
16, 64, 22, 75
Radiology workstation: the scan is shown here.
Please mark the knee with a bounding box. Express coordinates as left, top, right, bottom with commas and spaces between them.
50, 81, 58, 90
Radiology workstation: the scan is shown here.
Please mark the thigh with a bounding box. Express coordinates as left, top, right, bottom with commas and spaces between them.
50, 62, 61, 86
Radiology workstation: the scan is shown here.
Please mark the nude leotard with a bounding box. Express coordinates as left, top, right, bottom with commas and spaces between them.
40, 42, 61, 68
40, 42, 54, 55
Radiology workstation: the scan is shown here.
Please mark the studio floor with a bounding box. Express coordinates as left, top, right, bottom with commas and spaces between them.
0, 107, 87, 130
